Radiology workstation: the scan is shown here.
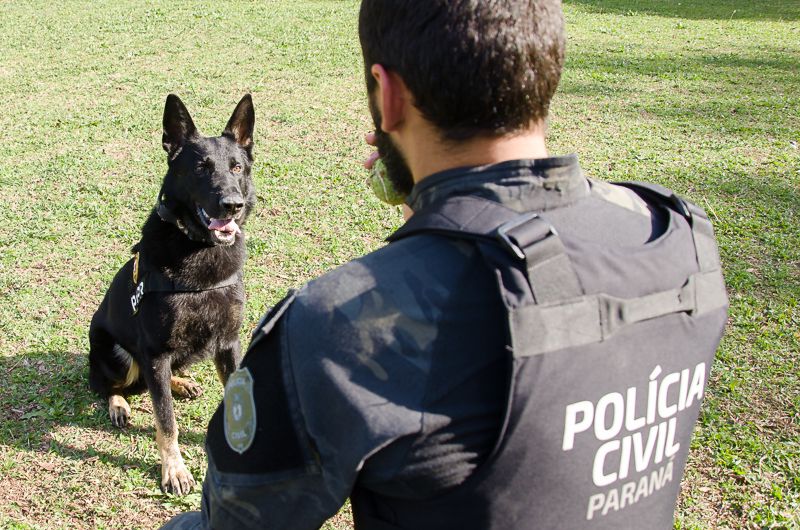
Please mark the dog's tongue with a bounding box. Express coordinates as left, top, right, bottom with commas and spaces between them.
208, 218, 241, 235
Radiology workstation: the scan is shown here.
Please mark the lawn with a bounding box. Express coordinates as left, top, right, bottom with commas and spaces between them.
0, 1, 797, 528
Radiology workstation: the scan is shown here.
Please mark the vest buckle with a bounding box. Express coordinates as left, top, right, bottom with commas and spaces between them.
495, 212, 555, 260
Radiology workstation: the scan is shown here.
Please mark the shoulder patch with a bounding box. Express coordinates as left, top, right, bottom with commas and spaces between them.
590, 179, 652, 218
224, 367, 257, 454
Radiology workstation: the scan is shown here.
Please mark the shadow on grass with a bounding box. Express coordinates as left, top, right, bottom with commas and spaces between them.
0, 350, 208, 483
565, 0, 800, 21
559, 45, 800, 142
563, 49, 800, 88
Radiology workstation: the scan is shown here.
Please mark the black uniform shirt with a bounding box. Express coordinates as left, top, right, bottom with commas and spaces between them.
161, 155, 667, 530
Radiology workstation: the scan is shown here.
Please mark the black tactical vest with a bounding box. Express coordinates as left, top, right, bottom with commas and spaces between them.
351, 183, 729, 529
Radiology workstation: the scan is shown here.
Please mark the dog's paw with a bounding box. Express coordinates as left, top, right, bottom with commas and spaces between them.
170, 376, 204, 399
108, 395, 131, 428
161, 458, 196, 496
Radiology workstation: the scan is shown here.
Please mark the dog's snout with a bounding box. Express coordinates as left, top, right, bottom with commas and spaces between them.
220, 195, 245, 216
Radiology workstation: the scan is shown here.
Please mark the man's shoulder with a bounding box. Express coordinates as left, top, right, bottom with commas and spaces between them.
277, 235, 470, 429
279, 232, 480, 385
293, 232, 472, 316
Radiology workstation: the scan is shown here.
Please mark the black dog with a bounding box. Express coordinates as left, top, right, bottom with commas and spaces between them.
88, 94, 256, 495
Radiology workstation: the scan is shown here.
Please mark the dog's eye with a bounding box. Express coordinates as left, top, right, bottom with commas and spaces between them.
231, 164, 243, 174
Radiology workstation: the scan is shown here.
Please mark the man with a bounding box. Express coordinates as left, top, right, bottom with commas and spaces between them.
162, 0, 728, 528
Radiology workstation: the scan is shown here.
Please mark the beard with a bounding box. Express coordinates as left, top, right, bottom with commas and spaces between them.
369, 94, 415, 197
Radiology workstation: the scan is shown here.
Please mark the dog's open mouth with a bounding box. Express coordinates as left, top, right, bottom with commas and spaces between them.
197, 206, 241, 245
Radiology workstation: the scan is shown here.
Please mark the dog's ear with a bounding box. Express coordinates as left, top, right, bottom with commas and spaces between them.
223, 94, 255, 150
162, 94, 198, 159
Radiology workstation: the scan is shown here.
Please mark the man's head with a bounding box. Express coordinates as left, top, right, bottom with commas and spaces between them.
360, 0, 566, 139
359, 0, 565, 192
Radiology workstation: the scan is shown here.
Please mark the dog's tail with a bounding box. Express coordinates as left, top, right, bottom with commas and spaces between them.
89, 325, 142, 396
88, 343, 141, 397
112, 345, 141, 388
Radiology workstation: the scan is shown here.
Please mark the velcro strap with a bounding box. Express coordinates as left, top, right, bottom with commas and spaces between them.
510, 269, 728, 357
599, 282, 695, 337
684, 202, 721, 273
511, 297, 601, 356
131, 271, 239, 316
497, 214, 583, 303
693, 268, 729, 315
142, 271, 240, 294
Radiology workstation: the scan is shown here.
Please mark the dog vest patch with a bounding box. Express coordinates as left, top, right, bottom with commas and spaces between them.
224, 367, 257, 454
130, 280, 145, 315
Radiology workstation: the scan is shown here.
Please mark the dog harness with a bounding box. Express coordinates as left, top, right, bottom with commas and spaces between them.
350, 183, 728, 529
128, 250, 240, 315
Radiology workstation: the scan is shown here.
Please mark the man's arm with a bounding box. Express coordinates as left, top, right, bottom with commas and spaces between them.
161, 294, 351, 529
161, 281, 429, 529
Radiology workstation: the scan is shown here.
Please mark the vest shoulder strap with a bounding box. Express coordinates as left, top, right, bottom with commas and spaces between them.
128, 251, 241, 315
388, 195, 583, 303
615, 181, 722, 273
142, 270, 240, 294
388, 191, 727, 357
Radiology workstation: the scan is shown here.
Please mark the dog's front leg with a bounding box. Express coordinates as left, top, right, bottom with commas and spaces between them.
146, 356, 195, 495
214, 338, 242, 386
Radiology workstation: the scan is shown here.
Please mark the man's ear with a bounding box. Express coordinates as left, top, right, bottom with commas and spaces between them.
371, 64, 408, 133
223, 94, 255, 150
162, 94, 197, 159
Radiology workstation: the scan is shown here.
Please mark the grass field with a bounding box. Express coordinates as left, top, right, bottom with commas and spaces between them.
0, 1, 797, 528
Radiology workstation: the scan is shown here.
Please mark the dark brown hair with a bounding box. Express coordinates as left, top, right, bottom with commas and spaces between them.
359, 0, 566, 141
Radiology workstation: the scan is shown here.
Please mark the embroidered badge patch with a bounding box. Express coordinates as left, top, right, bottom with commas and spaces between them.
224, 367, 257, 454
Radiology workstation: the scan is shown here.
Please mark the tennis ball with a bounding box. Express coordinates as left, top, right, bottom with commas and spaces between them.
368, 158, 407, 206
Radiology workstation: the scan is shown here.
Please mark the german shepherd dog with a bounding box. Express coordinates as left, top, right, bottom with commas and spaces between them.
88, 94, 255, 495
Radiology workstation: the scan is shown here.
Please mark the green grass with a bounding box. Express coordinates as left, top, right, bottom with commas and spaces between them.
0, 1, 797, 528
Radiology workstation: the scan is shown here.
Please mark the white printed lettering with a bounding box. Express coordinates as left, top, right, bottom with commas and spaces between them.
618, 435, 632, 480
584, 460, 677, 521
633, 425, 659, 472
586, 494, 604, 520
625, 386, 645, 431
649, 465, 665, 495
657, 371, 680, 419
620, 481, 635, 509
647, 366, 662, 424
563, 400, 593, 451
566, 361, 705, 517
678, 368, 690, 411
602, 488, 619, 516
594, 392, 624, 441
635, 473, 649, 502
665, 417, 681, 458
654, 420, 668, 465
593, 440, 619, 487
685, 362, 706, 408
